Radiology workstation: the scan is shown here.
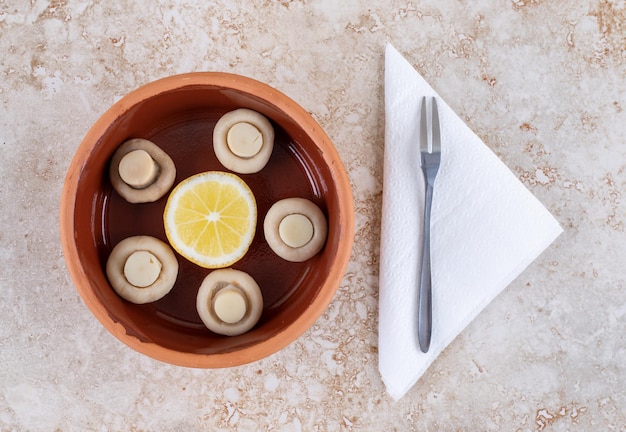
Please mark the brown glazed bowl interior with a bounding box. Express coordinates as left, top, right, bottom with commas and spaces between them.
60, 73, 354, 367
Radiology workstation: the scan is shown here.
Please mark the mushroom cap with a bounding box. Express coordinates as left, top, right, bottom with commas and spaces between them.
109, 138, 176, 203
106, 235, 179, 304
196, 268, 263, 336
213, 109, 274, 174
263, 198, 328, 262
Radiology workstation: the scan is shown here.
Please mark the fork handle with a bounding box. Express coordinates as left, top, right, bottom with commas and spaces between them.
418, 182, 434, 353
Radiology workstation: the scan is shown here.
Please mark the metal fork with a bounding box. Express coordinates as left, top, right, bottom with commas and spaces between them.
418, 96, 441, 353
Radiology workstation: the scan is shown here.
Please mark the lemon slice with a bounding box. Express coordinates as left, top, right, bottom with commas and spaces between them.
163, 171, 257, 268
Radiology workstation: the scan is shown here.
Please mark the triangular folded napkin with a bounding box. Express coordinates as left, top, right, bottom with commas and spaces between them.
378, 44, 563, 400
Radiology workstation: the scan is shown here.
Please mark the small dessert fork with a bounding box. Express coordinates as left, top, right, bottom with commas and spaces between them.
418, 96, 441, 353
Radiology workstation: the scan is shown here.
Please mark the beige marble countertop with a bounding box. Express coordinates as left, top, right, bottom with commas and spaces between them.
2, 0, 626, 430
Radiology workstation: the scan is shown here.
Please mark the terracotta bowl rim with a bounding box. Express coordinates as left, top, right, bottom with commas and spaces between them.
60, 72, 354, 368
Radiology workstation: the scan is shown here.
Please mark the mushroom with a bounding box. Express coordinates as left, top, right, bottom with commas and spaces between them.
263, 198, 328, 262
109, 138, 176, 203
106, 236, 178, 304
213, 108, 274, 174
196, 268, 263, 336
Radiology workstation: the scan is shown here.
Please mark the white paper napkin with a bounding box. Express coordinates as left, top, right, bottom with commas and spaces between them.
379, 44, 563, 401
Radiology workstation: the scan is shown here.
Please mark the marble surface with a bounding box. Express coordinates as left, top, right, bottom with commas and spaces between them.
1, 0, 625, 430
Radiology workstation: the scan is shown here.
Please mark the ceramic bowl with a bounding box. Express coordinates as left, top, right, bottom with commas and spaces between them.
60, 72, 354, 367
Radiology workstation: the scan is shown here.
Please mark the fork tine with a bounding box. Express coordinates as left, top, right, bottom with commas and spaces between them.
420, 96, 428, 152
431, 98, 441, 153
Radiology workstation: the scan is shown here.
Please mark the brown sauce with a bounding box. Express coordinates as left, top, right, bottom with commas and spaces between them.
101, 110, 325, 332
